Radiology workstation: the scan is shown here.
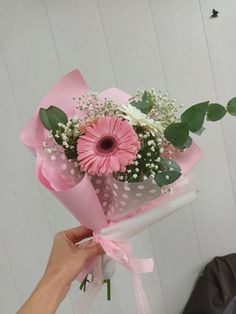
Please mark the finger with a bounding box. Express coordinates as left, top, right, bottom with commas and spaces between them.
83, 243, 104, 259
64, 225, 93, 244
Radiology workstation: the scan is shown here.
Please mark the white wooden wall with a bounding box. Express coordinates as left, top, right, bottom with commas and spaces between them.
0, 1, 236, 313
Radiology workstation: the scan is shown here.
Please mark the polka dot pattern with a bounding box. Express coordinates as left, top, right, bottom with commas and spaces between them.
40, 143, 81, 190
91, 175, 164, 220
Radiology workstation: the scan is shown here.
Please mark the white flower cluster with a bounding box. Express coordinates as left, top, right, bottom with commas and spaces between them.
135, 89, 183, 128
75, 92, 119, 122
116, 90, 183, 183
54, 117, 81, 150
43, 117, 81, 159
116, 130, 162, 183
119, 103, 163, 136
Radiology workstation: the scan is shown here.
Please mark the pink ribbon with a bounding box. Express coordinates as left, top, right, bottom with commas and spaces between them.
94, 233, 153, 273
77, 233, 153, 314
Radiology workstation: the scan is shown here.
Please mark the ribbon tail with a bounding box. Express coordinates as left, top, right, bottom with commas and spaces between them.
127, 257, 153, 273
134, 273, 152, 314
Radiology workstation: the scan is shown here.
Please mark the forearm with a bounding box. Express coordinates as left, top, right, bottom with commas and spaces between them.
16, 226, 102, 314
17, 274, 69, 314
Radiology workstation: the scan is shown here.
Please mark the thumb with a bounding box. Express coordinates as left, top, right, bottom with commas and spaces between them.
83, 243, 104, 259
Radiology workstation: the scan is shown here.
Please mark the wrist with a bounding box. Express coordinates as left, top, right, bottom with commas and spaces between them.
30, 274, 69, 314
17, 273, 69, 314
40, 271, 70, 301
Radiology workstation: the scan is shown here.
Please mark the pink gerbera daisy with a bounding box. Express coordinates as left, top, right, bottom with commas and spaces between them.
77, 117, 140, 175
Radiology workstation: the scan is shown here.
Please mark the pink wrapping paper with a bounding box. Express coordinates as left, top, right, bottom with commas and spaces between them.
21, 69, 203, 313
21, 69, 203, 231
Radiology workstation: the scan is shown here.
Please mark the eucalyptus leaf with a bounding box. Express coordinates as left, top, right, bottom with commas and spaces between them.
155, 157, 182, 187
207, 103, 226, 121
164, 122, 189, 147
227, 97, 236, 116
193, 126, 205, 136
39, 108, 52, 130
181, 101, 209, 132
175, 136, 193, 150
130, 91, 153, 114
39, 105, 68, 131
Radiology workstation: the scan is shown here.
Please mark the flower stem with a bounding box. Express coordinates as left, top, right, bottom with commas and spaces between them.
103, 279, 111, 301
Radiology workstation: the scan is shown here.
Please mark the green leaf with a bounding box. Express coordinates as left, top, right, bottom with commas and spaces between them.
181, 101, 209, 132
175, 136, 193, 150
65, 148, 78, 160
155, 157, 182, 187
39, 108, 52, 130
53, 132, 63, 145
227, 97, 236, 116
130, 91, 153, 114
39, 106, 68, 131
164, 122, 189, 147
207, 103, 226, 121
194, 126, 205, 136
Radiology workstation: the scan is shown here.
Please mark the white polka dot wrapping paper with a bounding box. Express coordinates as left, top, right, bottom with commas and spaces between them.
20, 69, 203, 314
91, 174, 187, 221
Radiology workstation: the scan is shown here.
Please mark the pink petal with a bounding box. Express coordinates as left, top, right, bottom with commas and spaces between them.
89, 156, 103, 174
82, 156, 98, 172
86, 125, 100, 139
77, 150, 95, 161
109, 156, 120, 172
79, 135, 97, 143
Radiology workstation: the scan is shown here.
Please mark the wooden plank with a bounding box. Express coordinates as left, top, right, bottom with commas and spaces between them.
0, 236, 20, 314
44, 0, 116, 91
43, 0, 125, 312
0, 1, 74, 312
1, 1, 235, 313
98, 1, 183, 313
150, 1, 236, 312
97, 0, 166, 93
199, 0, 236, 253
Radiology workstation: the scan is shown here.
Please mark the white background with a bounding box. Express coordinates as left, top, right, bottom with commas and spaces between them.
0, 1, 236, 313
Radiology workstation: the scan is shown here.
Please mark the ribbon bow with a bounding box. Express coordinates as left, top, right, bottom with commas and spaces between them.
94, 233, 153, 273
78, 233, 153, 314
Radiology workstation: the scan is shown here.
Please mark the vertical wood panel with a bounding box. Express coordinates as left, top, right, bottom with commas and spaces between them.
44, 0, 116, 91
98, 1, 199, 313
1, 0, 236, 313
0, 52, 73, 314
0, 0, 74, 312
0, 236, 20, 313
98, 0, 166, 93
43, 0, 125, 312
44, 0, 167, 312
199, 0, 236, 245
150, 1, 236, 312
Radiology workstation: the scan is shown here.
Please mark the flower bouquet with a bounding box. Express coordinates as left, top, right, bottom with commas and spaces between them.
21, 69, 236, 313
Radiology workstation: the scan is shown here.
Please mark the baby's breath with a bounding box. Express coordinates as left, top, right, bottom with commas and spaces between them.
75, 92, 119, 122
131, 89, 181, 129
115, 128, 162, 182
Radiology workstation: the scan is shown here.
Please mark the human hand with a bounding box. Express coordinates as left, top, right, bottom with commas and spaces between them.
17, 225, 103, 314
44, 225, 103, 288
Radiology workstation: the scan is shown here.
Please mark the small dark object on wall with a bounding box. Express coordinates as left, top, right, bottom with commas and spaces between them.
211, 8, 219, 18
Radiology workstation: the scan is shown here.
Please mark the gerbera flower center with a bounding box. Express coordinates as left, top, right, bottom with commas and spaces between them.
97, 136, 117, 153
